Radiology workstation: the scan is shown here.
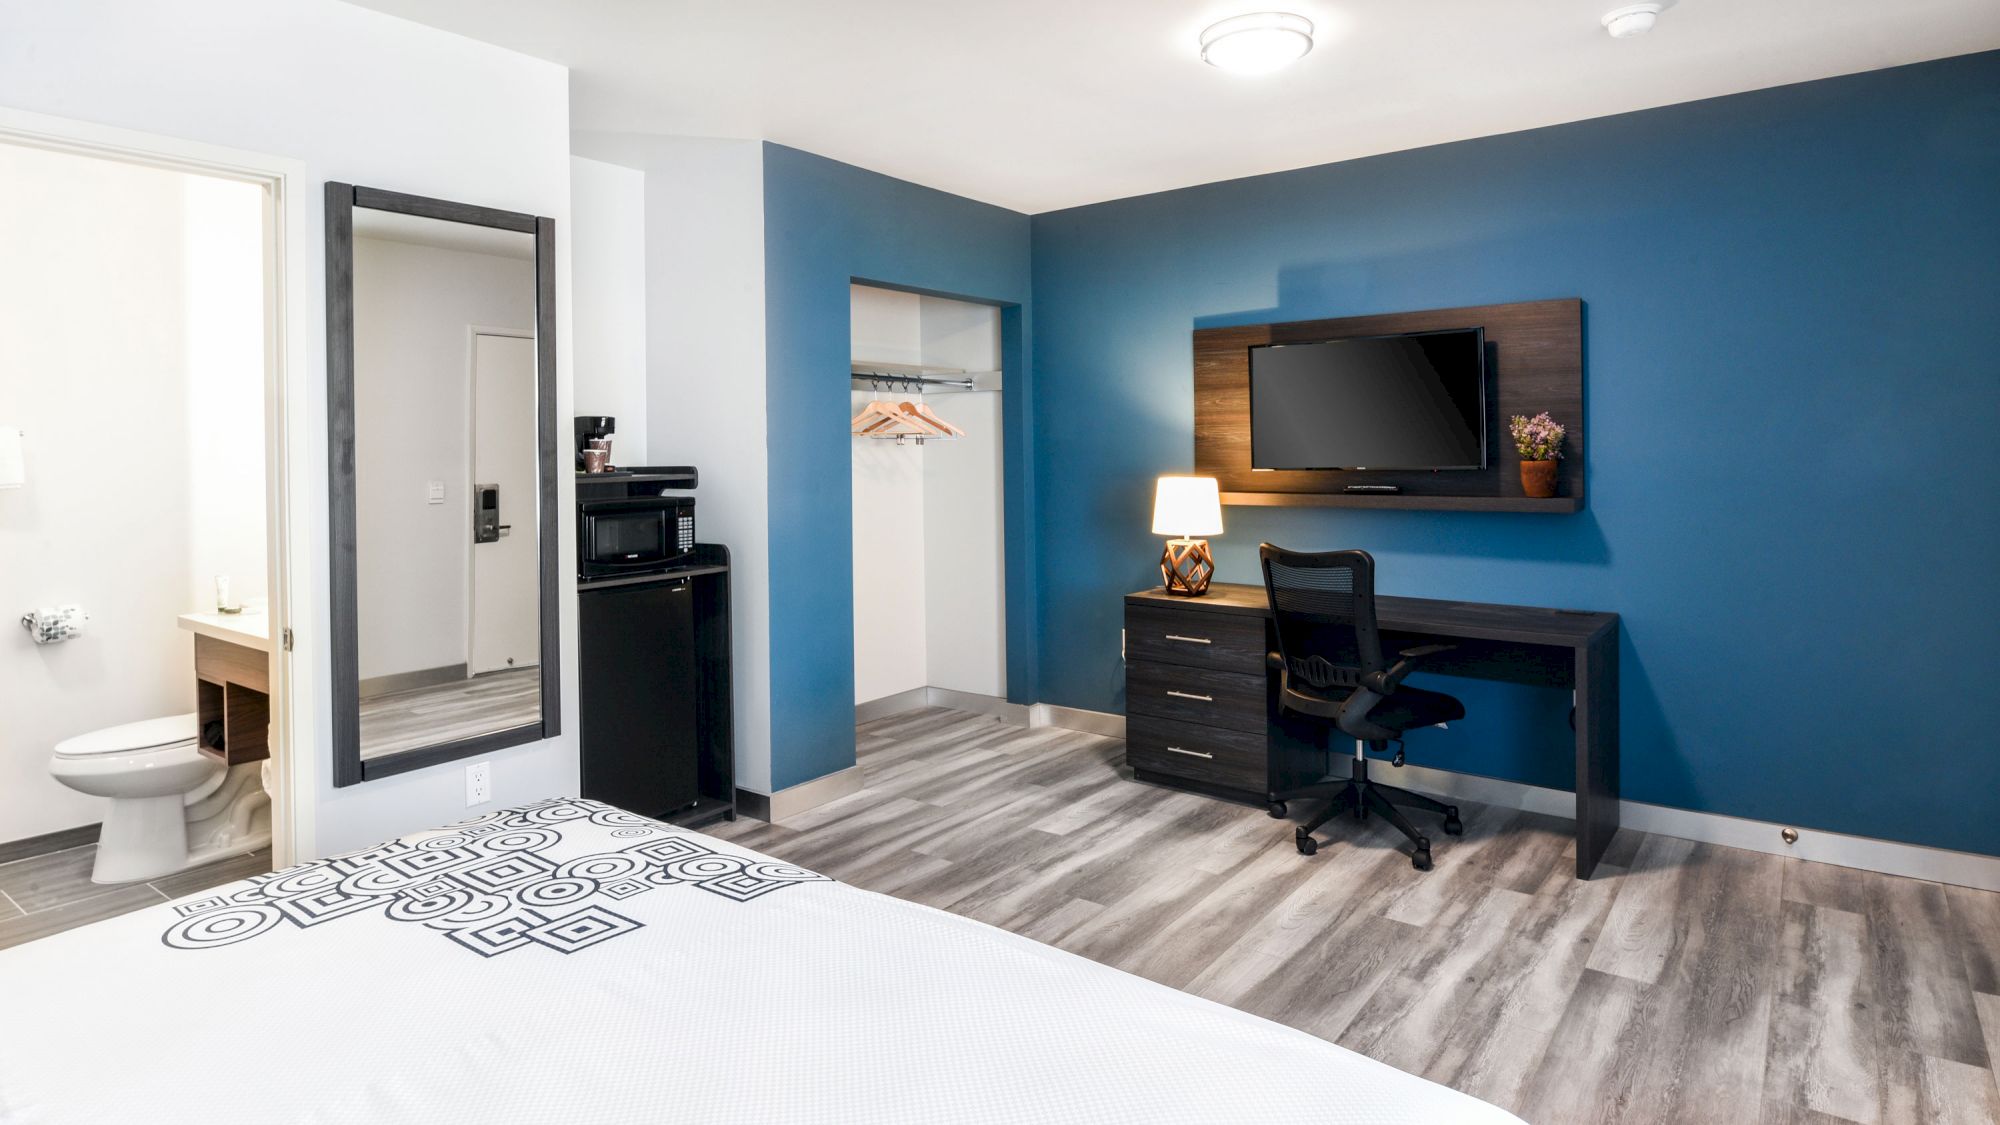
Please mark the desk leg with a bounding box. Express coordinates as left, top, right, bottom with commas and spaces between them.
1574, 629, 1621, 879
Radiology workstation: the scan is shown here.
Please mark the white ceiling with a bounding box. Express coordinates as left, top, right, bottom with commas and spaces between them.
351, 0, 2000, 214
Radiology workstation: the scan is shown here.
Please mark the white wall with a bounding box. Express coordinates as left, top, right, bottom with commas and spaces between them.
351, 235, 534, 681
0, 0, 577, 856
183, 174, 271, 617
571, 132, 776, 793
849, 285, 1006, 706
0, 144, 264, 842
570, 156, 649, 464
851, 287, 928, 702
918, 296, 1005, 698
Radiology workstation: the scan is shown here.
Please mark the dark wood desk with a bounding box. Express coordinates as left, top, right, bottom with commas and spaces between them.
1124, 583, 1620, 878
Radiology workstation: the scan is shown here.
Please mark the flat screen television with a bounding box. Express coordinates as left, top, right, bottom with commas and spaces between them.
1249, 328, 1487, 471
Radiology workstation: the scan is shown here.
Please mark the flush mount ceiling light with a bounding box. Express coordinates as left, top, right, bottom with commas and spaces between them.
1199, 12, 1314, 76
1601, 3, 1664, 38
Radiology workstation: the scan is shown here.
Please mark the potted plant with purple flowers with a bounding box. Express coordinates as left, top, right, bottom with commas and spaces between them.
1509, 412, 1565, 498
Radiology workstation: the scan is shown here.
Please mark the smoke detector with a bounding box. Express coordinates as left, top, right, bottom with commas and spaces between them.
1602, 3, 1663, 38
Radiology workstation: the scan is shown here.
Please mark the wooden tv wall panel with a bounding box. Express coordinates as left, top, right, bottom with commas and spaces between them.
1193, 298, 1584, 512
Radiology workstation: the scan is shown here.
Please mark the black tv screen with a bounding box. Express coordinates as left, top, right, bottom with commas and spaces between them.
1249, 328, 1487, 471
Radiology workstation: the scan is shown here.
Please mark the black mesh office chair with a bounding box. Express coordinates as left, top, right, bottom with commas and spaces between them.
1260, 544, 1465, 870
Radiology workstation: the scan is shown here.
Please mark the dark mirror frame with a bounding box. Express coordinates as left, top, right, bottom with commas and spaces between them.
325, 182, 561, 786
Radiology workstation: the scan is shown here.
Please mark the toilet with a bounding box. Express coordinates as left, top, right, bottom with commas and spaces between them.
48, 714, 272, 884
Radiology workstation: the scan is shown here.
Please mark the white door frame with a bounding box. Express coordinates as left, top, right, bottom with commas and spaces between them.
464, 324, 537, 678
0, 106, 315, 868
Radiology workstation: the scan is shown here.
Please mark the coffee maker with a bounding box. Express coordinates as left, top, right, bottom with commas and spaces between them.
575, 416, 615, 471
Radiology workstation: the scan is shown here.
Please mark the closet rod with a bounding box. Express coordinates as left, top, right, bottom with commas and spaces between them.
850, 372, 976, 391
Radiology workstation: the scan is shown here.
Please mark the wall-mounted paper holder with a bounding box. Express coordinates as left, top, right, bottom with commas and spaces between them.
21, 605, 87, 645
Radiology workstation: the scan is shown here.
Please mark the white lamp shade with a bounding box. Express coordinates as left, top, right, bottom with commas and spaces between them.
1152, 476, 1223, 538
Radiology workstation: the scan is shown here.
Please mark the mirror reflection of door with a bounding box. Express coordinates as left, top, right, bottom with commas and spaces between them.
469, 329, 537, 675
350, 208, 542, 761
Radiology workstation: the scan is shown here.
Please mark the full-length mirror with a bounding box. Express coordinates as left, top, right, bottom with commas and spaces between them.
326, 184, 559, 785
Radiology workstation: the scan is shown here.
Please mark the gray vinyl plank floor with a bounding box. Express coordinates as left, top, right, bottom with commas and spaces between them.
358, 666, 541, 760
710, 706, 2000, 1125
0, 843, 269, 952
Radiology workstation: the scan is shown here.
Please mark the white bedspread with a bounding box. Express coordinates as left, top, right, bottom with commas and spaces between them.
0, 798, 1519, 1124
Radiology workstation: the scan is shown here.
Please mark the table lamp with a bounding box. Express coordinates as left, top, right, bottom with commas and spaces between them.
1152, 475, 1223, 596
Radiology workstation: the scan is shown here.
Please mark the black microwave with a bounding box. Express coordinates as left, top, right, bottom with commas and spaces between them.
578, 495, 695, 581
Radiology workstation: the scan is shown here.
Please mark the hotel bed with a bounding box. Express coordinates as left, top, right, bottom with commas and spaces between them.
0, 798, 1519, 1124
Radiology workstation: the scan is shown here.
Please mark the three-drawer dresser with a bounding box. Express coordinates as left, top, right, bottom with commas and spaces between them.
1122, 585, 1300, 804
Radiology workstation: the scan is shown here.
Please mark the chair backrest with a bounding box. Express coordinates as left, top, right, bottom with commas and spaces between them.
1259, 544, 1384, 699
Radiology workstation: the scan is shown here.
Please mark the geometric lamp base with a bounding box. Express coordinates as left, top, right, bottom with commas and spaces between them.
1159, 538, 1215, 597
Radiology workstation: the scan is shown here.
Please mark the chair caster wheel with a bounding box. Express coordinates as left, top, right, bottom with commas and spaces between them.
1295, 831, 1318, 856
1267, 801, 1288, 819
1412, 847, 1433, 871
1443, 809, 1463, 836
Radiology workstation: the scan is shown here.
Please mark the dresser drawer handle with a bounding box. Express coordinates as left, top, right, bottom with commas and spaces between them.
1164, 634, 1212, 645
1165, 690, 1214, 702
1165, 745, 1215, 759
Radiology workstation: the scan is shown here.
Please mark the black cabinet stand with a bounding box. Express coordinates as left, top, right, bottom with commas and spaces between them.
579, 544, 735, 830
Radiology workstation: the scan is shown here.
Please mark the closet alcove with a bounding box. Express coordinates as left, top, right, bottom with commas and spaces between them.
849, 284, 1007, 715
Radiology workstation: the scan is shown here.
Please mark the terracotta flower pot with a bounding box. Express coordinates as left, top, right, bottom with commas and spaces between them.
1520, 459, 1558, 498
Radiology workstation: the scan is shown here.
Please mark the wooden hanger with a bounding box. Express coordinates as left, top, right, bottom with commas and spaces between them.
903, 399, 965, 438
897, 401, 963, 438
850, 399, 906, 433
849, 377, 964, 441
852, 399, 945, 439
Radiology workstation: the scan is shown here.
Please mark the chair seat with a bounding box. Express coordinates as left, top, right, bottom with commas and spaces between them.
1280, 681, 1466, 734
1366, 685, 1466, 733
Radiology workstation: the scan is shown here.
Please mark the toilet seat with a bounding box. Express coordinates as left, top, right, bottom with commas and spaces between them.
52, 713, 200, 759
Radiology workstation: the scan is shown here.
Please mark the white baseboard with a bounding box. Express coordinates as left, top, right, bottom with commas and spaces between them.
358, 662, 466, 700
926, 687, 1030, 724
854, 687, 930, 724
1028, 702, 1126, 738
857, 687, 1029, 726
1029, 705, 2000, 893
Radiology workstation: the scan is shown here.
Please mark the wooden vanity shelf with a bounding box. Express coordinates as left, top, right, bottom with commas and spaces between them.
194, 634, 270, 766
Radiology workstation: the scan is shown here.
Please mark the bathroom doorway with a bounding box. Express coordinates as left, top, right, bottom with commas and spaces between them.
0, 109, 304, 944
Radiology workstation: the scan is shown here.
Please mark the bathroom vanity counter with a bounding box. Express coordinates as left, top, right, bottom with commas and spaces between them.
179, 614, 271, 766
177, 610, 271, 652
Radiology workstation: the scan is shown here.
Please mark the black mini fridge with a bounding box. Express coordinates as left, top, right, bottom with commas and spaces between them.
579, 578, 700, 817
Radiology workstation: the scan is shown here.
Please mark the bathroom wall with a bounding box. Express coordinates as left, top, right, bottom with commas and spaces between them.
0, 0, 578, 857
183, 175, 271, 617
0, 142, 265, 842
350, 235, 535, 683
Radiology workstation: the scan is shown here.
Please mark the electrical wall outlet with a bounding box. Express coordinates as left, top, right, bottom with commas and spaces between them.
465, 761, 492, 807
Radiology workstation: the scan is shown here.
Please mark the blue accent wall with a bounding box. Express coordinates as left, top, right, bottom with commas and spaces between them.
761, 143, 1034, 791
1028, 53, 2000, 855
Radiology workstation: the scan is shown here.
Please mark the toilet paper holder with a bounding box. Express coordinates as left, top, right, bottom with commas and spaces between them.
20, 605, 87, 645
